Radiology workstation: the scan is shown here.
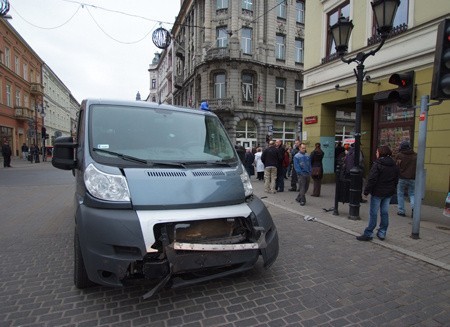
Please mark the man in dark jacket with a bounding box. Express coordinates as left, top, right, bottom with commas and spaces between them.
261, 141, 282, 194
357, 145, 399, 241
395, 141, 417, 217
289, 140, 300, 191
1, 138, 12, 168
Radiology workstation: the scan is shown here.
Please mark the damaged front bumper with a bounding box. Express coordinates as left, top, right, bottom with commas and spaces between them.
76, 197, 278, 296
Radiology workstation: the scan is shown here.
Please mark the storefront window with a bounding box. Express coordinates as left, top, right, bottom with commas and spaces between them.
375, 102, 414, 157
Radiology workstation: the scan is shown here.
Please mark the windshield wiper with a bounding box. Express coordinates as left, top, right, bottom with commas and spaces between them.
92, 148, 148, 164
148, 161, 186, 168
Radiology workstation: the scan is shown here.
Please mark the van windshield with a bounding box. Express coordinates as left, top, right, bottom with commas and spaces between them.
89, 104, 237, 164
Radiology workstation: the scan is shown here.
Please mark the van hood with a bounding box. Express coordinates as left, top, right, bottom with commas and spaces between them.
123, 167, 246, 209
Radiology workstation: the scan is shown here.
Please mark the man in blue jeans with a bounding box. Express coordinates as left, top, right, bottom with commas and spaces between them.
357, 146, 399, 241
395, 141, 417, 218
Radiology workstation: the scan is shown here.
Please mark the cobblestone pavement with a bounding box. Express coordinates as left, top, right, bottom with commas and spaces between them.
0, 159, 449, 326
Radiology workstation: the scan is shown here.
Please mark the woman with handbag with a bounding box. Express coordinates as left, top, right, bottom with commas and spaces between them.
310, 143, 324, 197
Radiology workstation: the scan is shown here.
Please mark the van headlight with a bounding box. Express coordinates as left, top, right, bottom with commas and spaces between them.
84, 163, 130, 202
240, 164, 253, 197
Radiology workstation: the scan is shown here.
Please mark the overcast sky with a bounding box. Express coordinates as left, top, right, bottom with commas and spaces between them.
9, 0, 180, 103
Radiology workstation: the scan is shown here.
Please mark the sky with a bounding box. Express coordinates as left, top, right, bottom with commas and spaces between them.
8, 0, 181, 103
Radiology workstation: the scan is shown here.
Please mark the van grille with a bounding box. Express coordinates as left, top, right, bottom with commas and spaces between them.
147, 171, 187, 177
192, 171, 226, 177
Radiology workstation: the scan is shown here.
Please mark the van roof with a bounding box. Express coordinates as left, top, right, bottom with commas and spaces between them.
81, 99, 215, 116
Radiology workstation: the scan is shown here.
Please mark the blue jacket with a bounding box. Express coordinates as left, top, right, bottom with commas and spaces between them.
294, 152, 311, 176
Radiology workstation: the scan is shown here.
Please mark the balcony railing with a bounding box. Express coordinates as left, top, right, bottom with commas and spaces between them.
30, 83, 44, 95
14, 107, 33, 120
208, 98, 233, 113
206, 47, 230, 61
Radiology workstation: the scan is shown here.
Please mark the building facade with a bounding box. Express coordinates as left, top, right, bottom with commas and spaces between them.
43, 63, 79, 147
0, 19, 44, 157
149, 0, 306, 148
302, 0, 450, 205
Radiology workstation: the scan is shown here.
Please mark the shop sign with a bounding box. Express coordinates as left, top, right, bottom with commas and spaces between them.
304, 116, 318, 125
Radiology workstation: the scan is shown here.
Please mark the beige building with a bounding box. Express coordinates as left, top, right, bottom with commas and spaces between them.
149, 0, 306, 148
302, 0, 450, 205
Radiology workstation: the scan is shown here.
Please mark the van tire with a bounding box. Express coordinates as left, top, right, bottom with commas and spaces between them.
74, 228, 93, 289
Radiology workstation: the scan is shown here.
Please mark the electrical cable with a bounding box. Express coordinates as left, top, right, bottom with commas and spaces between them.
10, 3, 82, 30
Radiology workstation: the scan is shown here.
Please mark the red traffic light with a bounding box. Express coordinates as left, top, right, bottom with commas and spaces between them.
389, 73, 411, 87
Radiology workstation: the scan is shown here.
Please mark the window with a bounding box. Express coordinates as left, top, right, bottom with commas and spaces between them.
15, 56, 20, 74
392, 0, 408, 28
242, 73, 254, 102
275, 78, 286, 105
327, 1, 350, 57
241, 28, 252, 54
217, 27, 228, 47
295, 39, 304, 63
216, 0, 228, 10
296, 0, 305, 24
24, 94, 29, 107
23, 63, 28, 81
277, 0, 286, 19
5, 47, 10, 68
214, 73, 226, 99
151, 79, 156, 89
273, 121, 296, 145
276, 34, 286, 60
295, 80, 303, 107
15, 89, 20, 106
6, 84, 11, 107
242, 0, 252, 11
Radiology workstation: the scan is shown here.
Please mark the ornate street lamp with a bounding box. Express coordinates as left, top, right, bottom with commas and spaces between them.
329, 0, 400, 220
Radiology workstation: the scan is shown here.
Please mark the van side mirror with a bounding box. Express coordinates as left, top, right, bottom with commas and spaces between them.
52, 136, 78, 170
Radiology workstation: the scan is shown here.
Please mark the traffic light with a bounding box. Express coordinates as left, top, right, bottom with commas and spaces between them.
388, 71, 415, 106
45, 134, 49, 140
431, 19, 450, 100
41, 126, 46, 136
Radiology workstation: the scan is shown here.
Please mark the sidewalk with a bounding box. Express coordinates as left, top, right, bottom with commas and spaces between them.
251, 176, 450, 271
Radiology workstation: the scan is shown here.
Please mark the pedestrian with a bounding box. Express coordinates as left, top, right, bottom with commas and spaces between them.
294, 143, 311, 206
395, 140, 417, 217
289, 140, 300, 191
253, 147, 265, 181
261, 140, 282, 194
275, 139, 285, 192
244, 148, 255, 177
356, 145, 399, 241
21, 143, 29, 160
334, 141, 345, 172
310, 142, 324, 197
1, 138, 12, 167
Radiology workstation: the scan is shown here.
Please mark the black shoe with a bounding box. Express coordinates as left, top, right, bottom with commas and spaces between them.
356, 235, 373, 241
397, 212, 406, 217
300, 202, 305, 206
289, 188, 296, 192
376, 233, 385, 241
360, 199, 367, 203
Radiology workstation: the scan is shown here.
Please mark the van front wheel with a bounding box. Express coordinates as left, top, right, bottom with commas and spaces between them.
74, 228, 94, 289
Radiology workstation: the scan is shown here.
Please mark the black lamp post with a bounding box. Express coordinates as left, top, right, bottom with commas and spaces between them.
329, 0, 400, 220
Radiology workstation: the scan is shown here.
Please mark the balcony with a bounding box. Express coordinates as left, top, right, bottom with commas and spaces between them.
208, 98, 233, 113
30, 83, 44, 95
174, 76, 184, 89
206, 47, 230, 61
14, 107, 33, 120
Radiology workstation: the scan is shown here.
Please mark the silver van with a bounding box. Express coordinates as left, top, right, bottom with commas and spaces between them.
52, 99, 279, 297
